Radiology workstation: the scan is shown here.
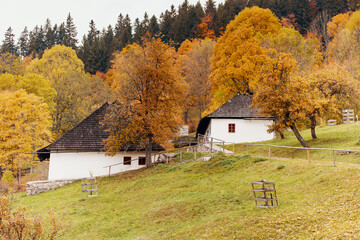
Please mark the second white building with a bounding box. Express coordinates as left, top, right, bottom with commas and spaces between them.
196, 94, 275, 143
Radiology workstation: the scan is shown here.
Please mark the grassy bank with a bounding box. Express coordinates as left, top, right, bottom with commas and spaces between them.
17, 152, 360, 239
231, 122, 360, 165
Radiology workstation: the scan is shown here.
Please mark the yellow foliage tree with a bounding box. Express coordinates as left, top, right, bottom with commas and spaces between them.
25, 45, 109, 136
0, 90, 51, 175
306, 64, 360, 138
328, 10, 360, 79
0, 53, 24, 75
0, 73, 56, 110
209, 7, 281, 113
260, 27, 322, 71
178, 38, 215, 124
105, 38, 187, 167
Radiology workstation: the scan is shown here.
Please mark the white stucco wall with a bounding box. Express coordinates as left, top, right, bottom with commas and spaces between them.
205, 118, 274, 143
48, 152, 156, 180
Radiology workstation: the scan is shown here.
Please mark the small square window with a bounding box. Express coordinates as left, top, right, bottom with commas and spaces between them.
228, 123, 235, 133
124, 156, 131, 165
139, 157, 146, 165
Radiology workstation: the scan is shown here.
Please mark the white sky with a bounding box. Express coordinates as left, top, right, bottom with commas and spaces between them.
0, 0, 224, 42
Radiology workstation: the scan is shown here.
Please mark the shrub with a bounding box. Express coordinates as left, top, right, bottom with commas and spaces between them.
1, 170, 14, 193
0, 195, 65, 239
277, 165, 285, 170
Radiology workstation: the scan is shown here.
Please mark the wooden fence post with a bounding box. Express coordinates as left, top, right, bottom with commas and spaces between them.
332, 150, 335, 166
246, 145, 249, 155
269, 146, 271, 160
233, 143, 235, 154
307, 149, 310, 164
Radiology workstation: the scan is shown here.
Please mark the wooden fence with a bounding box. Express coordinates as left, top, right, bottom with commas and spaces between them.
241, 143, 360, 166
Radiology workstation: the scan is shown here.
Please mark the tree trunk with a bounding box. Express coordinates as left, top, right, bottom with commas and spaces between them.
145, 139, 152, 168
310, 115, 317, 139
279, 131, 285, 139
290, 125, 309, 148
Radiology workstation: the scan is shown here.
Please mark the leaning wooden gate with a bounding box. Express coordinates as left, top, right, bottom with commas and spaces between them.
251, 180, 278, 208
81, 177, 98, 197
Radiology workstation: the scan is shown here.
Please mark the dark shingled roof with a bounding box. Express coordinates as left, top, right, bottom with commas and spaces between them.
196, 94, 272, 136
38, 103, 164, 160
207, 94, 261, 118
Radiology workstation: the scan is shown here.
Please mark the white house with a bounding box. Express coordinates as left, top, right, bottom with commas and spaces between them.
38, 103, 164, 180
196, 94, 274, 143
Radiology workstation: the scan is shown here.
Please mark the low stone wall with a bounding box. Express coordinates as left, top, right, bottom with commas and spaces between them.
26, 179, 76, 196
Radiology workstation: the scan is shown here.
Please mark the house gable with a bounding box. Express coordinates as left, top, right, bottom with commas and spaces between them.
196, 94, 273, 140
38, 103, 164, 160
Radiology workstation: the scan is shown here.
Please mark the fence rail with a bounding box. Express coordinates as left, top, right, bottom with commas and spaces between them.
240, 143, 360, 166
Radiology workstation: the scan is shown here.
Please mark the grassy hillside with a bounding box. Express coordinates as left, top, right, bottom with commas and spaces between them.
232, 122, 360, 165
15, 122, 360, 239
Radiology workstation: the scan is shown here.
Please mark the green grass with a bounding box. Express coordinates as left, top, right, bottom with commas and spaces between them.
15, 153, 360, 239
14, 123, 360, 239
230, 122, 360, 165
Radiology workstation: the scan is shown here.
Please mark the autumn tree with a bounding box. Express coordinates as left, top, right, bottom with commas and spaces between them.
0, 53, 24, 75
0, 90, 51, 174
306, 65, 360, 139
0, 73, 56, 110
26, 45, 109, 136
180, 38, 215, 121
327, 10, 360, 79
210, 6, 281, 111
308, 10, 332, 62
105, 37, 187, 167
197, 15, 216, 39
252, 53, 309, 147
260, 27, 322, 71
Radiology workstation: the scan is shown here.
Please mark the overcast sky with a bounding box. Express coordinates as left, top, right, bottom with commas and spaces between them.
0, 0, 224, 42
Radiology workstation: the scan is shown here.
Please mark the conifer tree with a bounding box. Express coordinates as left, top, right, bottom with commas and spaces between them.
148, 15, 160, 36
18, 27, 29, 57
2, 27, 17, 55
44, 18, 55, 49
64, 13, 78, 49
114, 14, 133, 51
160, 5, 176, 43
55, 23, 66, 45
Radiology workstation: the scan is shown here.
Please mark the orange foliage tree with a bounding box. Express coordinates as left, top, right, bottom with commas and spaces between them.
252, 53, 309, 147
209, 7, 281, 113
197, 15, 217, 39
105, 37, 187, 167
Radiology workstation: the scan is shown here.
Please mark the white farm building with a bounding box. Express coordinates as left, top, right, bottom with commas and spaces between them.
38, 103, 164, 180
196, 94, 275, 143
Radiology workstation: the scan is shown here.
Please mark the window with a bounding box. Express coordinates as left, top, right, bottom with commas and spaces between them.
228, 123, 235, 133
124, 156, 131, 165
139, 157, 146, 165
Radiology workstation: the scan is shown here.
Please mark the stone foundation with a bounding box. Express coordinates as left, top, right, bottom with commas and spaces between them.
26, 179, 76, 196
